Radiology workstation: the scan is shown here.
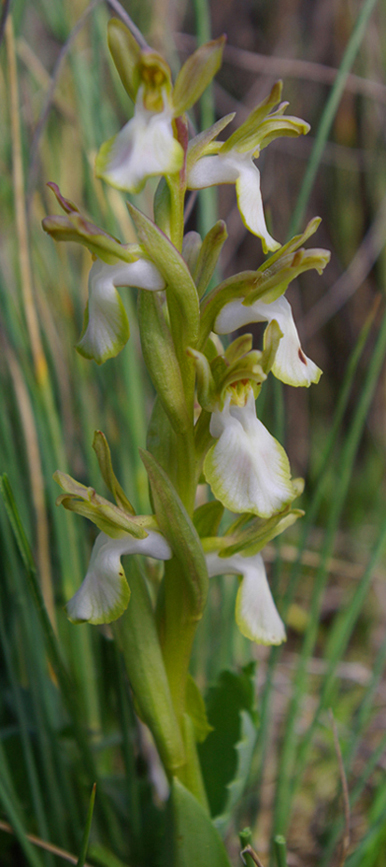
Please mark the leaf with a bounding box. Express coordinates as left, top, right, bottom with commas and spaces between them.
186, 675, 213, 743
167, 778, 232, 867
140, 450, 208, 618
214, 711, 257, 834
173, 36, 226, 116
76, 783, 96, 867
198, 665, 257, 820
92, 431, 135, 513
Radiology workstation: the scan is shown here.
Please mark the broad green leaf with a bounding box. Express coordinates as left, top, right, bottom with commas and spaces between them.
92, 431, 135, 514
186, 675, 213, 743
198, 665, 257, 819
140, 450, 208, 618
168, 778, 232, 867
173, 36, 226, 116
193, 221, 228, 298
138, 291, 190, 434
214, 710, 257, 834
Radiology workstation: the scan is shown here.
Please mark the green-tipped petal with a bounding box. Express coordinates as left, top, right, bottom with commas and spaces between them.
206, 550, 285, 645
96, 90, 183, 193
187, 152, 279, 252
204, 390, 295, 518
215, 296, 321, 387
66, 530, 171, 625
77, 258, 164, 364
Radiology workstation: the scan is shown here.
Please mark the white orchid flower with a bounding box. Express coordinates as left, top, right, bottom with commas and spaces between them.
187, 148, 279, 254
66, 530, 172, 625
96, 87, 184, 194
77, 257, 166, 364
204, 386, 295, 518
215, 295, 321, 387
206, 550, 285, 645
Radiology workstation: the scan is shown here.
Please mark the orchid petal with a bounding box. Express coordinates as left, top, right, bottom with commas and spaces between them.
204, 390, 295, 518
215, 296, 321, 387
66, 530, 171, 625
77, 258, 165, 364
187, 154, 239, 188
234, 160, 280, 252
206, 550, 285, 644
96, 91, 183, 193
187, 152, 279, 252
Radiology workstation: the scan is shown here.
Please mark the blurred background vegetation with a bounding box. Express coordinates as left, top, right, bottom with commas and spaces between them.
1, 0, 386, 864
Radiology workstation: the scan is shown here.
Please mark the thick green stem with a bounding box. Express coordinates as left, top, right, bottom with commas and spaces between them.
113, 559, 186, 778
160, 558, 201, 721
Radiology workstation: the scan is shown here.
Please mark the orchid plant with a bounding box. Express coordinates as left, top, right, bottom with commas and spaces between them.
43, 17, 330, 866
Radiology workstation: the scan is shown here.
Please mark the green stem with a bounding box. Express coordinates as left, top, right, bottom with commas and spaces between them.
161, 558, 201, 721
113, 559, 186, 778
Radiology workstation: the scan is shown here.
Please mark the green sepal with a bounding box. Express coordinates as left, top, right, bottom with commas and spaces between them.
167, 778, 232, 867
219, 350, 266, 399
92, 431, 135, 514
259, 215, 322, 270
244, 246, 331, 307
193, 501, 224, 538
107, 18, 141, 102
261, 319, 283, 374
53, 470, 149, 539
43, 183, 140, 265
140, 450, 208, 618
138, 291, 190, 434
172, 36, 226, 116
220, 81, 283, 155
186, 675, 214, 743
127, 203, 200, 353
220, 80, 309, 156
186, 113, 235, 175
224, 334, 253, 365
193, 221, 228, 298
198, 665, 257, 823
187, 347, 217, 411
198, 271, 261, 349
216, 507, 304, 558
